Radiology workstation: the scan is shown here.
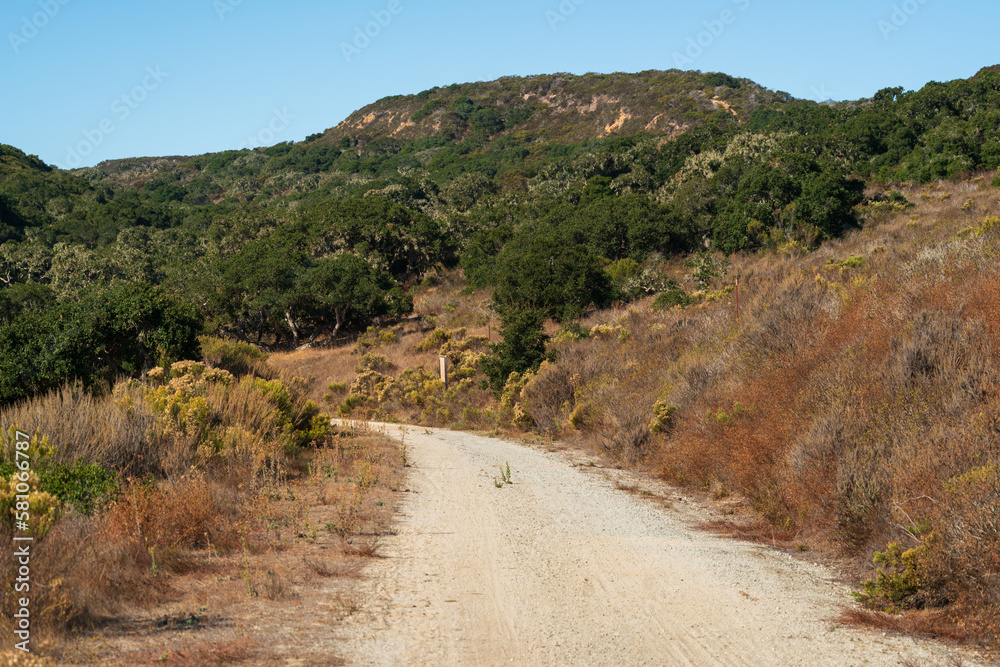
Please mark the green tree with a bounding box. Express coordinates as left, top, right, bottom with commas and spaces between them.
0, 282, 202, 404
482, 307, 550, 394
299, 196, 449, 279
212, 233, 305, 346
293, 253, 412, 345
492, 222, 612, 320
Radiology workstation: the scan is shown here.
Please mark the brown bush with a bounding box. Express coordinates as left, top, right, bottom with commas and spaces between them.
0, 383, 172, 477
103, 477, 240, 573
0, 514, 166, 641
498, 180, 1000, 643
520, 360, 575, 434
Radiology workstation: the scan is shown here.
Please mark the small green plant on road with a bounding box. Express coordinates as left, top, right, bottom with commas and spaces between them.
494, 461, 512, 488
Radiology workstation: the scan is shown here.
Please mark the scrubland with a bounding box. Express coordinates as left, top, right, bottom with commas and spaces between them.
0, 341, 402, 665
276, 176, 1000, 648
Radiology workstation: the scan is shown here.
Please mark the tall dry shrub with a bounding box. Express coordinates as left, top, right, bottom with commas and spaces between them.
0, 383, 171, 477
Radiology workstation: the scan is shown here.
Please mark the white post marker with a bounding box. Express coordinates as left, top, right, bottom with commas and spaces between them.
438, 355, 449, 390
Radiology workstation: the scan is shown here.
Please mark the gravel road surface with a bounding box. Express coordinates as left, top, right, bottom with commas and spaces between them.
338, 424, 985, 666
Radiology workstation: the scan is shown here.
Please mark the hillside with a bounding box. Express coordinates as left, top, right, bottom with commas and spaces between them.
318, 69, 784, 145
2, 65, 1000, 656
272, 175, 1000, 649
80, 69, 789, 211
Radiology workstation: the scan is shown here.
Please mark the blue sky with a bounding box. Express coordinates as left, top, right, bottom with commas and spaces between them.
2, 0, 997, 169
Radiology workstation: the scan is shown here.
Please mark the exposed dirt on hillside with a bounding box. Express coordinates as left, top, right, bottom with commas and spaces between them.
338, 424, 989, 666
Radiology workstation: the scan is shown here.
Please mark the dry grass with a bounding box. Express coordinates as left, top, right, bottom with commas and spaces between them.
270, 272, 499, 430
0, 383, 176, 477
637, 180, 1000, 645
260, 183, 1000, 647
839, 607, 974, 644
141, 637, 256, 666
0, 347, 405, 663
470, 178, 1000, 646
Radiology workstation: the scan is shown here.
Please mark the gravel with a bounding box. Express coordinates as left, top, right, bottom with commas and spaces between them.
337, 424, 988, 666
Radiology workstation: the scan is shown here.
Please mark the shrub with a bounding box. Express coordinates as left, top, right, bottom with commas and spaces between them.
568, 402, 594, 430
354, 353, 396, 374
589, 324, 623, 340
199, 335, 269, 377
652, 286, 694, 310
854, 541, 931, 613
353, 326, 399, 352
103, 476, 235, 571
482, 308, 550, 394
649, 401, 677, 434
686, 251, 729, 289
827, 255, 865, 272
338, 395, 368, 416
930, 465, 1000, 624
553, 321, 590, 343
416, 328, 450, 352
496, 371, 535, 427
0, 473, 63, 539
605, 258, 643, 300
521, 361, 574, 434
39, 461, 119, 516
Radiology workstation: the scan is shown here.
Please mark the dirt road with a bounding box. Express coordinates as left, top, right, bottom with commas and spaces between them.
338, 424, 983, 666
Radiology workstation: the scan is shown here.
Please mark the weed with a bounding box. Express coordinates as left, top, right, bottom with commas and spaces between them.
240, 539, 256, 597
649, 401, 677, 434
686, 250, 730, 289
853, 540, 933, 613
354, 326, 400, 352
652, 286, 695, 310
494, 461, 512, 487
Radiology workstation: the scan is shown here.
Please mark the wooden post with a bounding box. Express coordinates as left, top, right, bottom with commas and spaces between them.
438, 355, 449, 390
735, 276, 740, 320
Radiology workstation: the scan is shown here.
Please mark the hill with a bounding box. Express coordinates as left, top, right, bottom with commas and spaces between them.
2, 64, 1000, 653
317, 69, 784, 145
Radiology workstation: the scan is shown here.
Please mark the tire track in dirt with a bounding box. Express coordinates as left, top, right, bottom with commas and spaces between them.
337, 424, 983, 666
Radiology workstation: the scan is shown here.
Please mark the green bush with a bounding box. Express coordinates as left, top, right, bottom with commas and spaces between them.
39, 461, 119, 515
355, 353, 396, 374
199, 335, 269, 377
686, 251, 730, 289
853, 541, 930, 613
652, 284, 694, 309
354, 326, 399, 352
482, 308, 550, 394
704, 72, 741, 89
649, 401, 677, 434
412, 99, 444, 122
553, 321, 590, 343
338, 395, 368, 416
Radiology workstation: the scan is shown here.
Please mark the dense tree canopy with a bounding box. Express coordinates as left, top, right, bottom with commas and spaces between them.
0, 282, 201, 403
3, 68, 999, 403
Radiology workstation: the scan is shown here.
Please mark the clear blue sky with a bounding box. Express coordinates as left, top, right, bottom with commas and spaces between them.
2, 0, 996, 169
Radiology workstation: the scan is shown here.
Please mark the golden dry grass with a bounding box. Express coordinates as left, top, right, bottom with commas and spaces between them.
520, 177, 1000, 645
0, 353, 404, 663
253, 179, 1000, 646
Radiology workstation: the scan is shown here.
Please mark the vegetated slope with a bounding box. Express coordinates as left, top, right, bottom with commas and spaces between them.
273, 177, 1000, 648
0, 341, 402, 664
84, 64, 1000, 206
3, 62, 1000, 650
2, 65, 999, 405
319, 69, 782, 145
82, 69, 778, 195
